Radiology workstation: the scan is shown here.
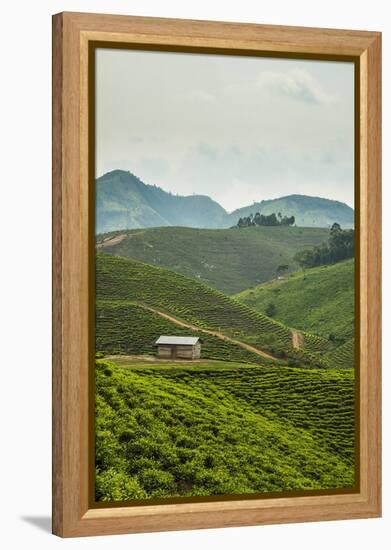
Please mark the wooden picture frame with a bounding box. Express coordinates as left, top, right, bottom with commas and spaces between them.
52, 11, 381, 538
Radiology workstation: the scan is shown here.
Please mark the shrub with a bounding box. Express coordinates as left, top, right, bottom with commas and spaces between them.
176, 435, 197, 449
138, 469, 175, 493
288, 358, 301, 368
118, 430, 135, 444
265, 302, 276, 317
96, 469, 147, 501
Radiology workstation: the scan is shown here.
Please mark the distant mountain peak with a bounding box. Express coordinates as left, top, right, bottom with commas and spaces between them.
96, 170, 354, 234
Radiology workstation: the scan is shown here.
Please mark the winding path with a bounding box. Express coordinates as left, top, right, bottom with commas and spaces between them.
291, 329, 304, 349
136, 302, 279, 361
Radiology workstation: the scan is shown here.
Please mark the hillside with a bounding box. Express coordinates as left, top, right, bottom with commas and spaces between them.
96, 359, 355, 501
96, 253, 294, 358
96, 225, 329, 294
96, 253, 339, 368
96, 170, 227, 233
96, 302, 274, 366
235, 259, 354, 342
96, 170, 354, 233
229, 194, 354, 229
324, 339, 354, 370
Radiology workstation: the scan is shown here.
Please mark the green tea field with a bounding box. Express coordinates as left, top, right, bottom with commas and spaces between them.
236, 259, 354, 342
96, 302, 275, 366
97, 252, 347, 365
96, 253, 294, 358
95, 359, 355, 501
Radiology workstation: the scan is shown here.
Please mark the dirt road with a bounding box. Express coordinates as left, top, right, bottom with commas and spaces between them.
136, 303, 279, 361
291, 329, 304, 349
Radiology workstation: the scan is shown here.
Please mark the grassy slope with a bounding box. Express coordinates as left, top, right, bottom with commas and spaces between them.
96, 225, 329, 294
235, 259, 354, 342
96, 302, 274, 366
96, 253, 294, 357
96, 360, 355, 501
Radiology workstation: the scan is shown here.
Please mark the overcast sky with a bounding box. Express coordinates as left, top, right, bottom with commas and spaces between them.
96, 49, 354, 212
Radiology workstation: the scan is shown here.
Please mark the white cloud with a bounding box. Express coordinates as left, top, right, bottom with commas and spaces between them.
257, 69, 336, 104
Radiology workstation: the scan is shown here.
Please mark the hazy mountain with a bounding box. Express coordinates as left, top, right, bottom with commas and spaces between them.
96, 170, 354, 233
229, 195, 354, 228
96, 170, 227, 233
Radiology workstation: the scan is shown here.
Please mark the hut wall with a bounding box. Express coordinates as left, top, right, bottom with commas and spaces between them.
176, 346, 194, 359
157, 345, 172, 358
193, 342, 201, 359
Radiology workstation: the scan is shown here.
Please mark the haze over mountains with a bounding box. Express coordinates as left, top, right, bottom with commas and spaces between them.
96, 170, 354, 234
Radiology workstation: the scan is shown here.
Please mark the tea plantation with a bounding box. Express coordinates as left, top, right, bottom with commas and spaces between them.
95, 359, 355, 501
96, 301, 275, 366
96, 253, 293, 356
324, 338, 355, 369
236, 259, 354, 342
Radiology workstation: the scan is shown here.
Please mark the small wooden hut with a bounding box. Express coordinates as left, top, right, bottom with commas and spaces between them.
155, 336, 202, 360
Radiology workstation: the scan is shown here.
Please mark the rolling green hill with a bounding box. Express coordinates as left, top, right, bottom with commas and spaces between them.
96, 225, 329, 294
229, 194, 354, 229
96, 252, 294, 358
96, 253, 339, 367
96, 359, 355, 501
96, 170, 354, 233
235, 259, 354, 342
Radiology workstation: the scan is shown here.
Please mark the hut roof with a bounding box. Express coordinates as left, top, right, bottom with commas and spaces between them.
155, 336, 202, 346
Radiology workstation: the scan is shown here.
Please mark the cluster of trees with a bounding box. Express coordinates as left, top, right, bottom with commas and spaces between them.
236, 212, 295, 228
294, 223, 354, 269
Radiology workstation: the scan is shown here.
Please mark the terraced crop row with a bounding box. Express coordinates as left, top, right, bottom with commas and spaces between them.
96, 302, 274, 366
96, 253, 292, 353
325, 339, 354, 369
138, 363, 355, 463
95, 360, 355, 501
302, 332, 332, 354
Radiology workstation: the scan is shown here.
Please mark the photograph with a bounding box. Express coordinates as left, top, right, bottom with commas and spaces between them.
93, 47, 356, 503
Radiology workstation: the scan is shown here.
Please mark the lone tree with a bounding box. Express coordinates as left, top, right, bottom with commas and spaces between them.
276, 264, 289, 277
265, 302, 276, 317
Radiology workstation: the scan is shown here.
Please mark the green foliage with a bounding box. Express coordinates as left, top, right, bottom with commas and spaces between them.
96, 468, 147, 501
265, 302, 276, 317
229, 194, 354, 229
237, 212, 295, 228
324, 339, 355, 369
96, 225, 329, 294
277, 264, 289, 275
138, 469, 176, 493
95, 360, 355, 501
294, 224, 354, 269
235, 259, 354, 347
